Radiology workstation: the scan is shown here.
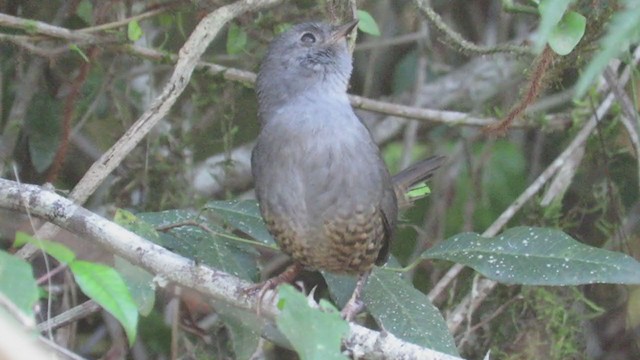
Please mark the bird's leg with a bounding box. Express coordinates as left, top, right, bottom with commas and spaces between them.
341, 271, 370, 321
244, 263, 303, 314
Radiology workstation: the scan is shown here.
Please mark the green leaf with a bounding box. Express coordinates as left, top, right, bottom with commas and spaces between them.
69, 44, 90, 62
534, 0, 575, 52
176, 12, 186, 38
363, 268, 459, 356
276, 285, 349, 360
423, 227, 640, 285
158, 14, 174, 28
216, 303, 262, 360
14, 232, 76, 264
406, 182, 432, 199
127, 20, 143, 42
323, 272, 357, 308
548, 11, 586, 55
70, 261, 139, 346
76, 0, 93, 24
356, 10, 381, 36
0, 250, 39, 319
139, 210, 258, 281
274, 23, 292, 34
114, 209, 161, 244
574, 3, 640, 98
226, 23, 247, 55
138, 313, 171, 354
204, 200, 275, 246
114, 256, 155, 316
222, 315, 260, 359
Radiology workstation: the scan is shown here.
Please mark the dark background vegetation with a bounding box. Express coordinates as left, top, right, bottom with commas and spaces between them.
1, 0, 639, 359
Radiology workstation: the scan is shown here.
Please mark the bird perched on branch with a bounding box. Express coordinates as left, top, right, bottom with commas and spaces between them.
251, 19, 444, 319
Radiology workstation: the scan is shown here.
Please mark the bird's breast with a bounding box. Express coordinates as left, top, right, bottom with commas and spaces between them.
253, 99, 394, 273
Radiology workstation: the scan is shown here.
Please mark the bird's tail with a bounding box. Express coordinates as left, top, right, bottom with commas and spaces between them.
392, 155, 446, 208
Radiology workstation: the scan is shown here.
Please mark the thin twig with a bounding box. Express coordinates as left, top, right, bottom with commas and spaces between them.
349, 95, 499, 126
36, 264, 68, 285
15, 0, 285, 260
36, 300, 101, 333
400, 20, 429, 170
485, 45, 555, 135
39, 336, 89, 360
0, 13, 569, 130
434, 48, 640, 331
0, 33, 70, 57
156, 219, 278, 250
131, 43, 528, 128
413, 0, 532, 56
457, 294, 524, 348
355, 31, 425, 51
446, 91, 617, 333
603, 66, 640, 192
79, 5, 175, 33
0, 13, 97, 42
0, 58, 44, 174
47, 47, 100, 182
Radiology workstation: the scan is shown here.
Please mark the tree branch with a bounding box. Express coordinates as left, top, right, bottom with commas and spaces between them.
0, 12, 568, 130
12, 0, 284, 259
412, 0, 532, 56
66, 0, 283, 205
0, 178, 463, 360
429, 46, 640, 335
0, 13, 97, 42
439, 89, 634, 336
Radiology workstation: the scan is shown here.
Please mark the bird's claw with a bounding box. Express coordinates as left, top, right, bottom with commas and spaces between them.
242, 263, 303, 316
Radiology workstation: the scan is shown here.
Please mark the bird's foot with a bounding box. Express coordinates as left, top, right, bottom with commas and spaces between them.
243, 263, 303, 315
340, 297, 365, 321
340, 271, 370, 321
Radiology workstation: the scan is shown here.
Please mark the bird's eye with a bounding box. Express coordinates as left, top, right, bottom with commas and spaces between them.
300, 32, 316, 44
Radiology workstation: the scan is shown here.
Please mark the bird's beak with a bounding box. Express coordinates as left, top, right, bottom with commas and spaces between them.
329, 19, 359, 44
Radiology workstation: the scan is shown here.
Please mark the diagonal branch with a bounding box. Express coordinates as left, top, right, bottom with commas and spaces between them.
0, 178, 463, 360
443, 91, 617, 334
430, 46, 640, 334
14, 0, 284, 259
603, 64, 640, 192
436, 93, 625, 335
67, 0, 282, 205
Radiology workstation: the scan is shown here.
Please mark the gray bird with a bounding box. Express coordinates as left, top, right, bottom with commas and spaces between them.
251, 19, 443, 318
